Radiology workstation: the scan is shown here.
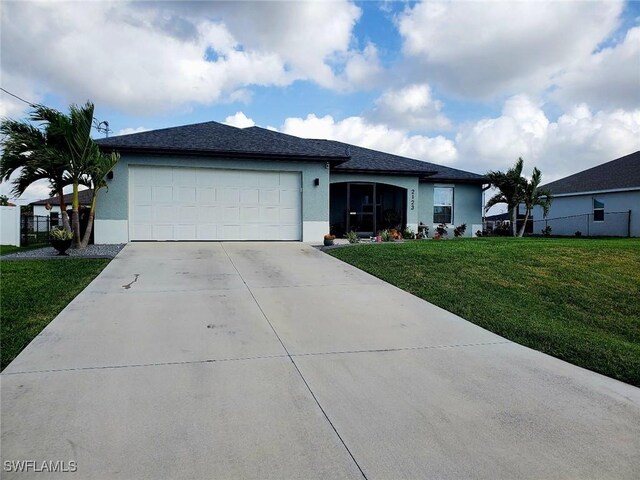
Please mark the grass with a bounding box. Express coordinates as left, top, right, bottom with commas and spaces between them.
329, 237, 640, 386
0, 258, 109, 370
0, 244, 48, 256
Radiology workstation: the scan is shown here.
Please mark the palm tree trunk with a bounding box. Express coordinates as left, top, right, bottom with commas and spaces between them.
79, 194, 97, 249
57, 190, 71, 231
518, 210, 530, 237
510, 207, 517, 237
71, 182, 81, 248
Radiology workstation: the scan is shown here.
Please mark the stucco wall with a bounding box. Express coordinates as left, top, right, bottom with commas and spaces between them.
95, 154, 330, 243
418, 182, 483, 237
532, 190, 640, 237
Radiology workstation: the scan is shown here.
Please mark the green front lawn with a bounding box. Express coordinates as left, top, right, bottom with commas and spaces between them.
0, 259, 109, 370
0, 244, 47, 256
329, 238, 640, 386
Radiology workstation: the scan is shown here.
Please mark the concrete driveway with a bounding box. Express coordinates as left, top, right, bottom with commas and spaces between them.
2, 242, 639, 479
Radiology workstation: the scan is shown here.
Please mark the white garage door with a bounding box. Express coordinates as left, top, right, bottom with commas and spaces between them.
129, 166, 301, 240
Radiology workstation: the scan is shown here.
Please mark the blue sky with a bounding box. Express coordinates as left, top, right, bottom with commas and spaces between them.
1, 0, 639, 203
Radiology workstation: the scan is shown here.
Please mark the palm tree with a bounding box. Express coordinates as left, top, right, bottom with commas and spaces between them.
39, 101, 97, 246
0, 117, 71, 230
485, 158, 525, 237
517, 167, 552, 237
78, 149, 119, 248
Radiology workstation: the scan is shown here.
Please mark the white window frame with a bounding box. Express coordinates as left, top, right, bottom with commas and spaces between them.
433, 186, 454, 225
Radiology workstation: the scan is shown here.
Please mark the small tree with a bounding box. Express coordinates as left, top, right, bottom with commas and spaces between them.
0, 117, 71, 230
78, 149, 119, 248
517, 167, 552, 237
485, 158, 524, 237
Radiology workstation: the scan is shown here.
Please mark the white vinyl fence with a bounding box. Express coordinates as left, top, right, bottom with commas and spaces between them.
0, 206, 21, 246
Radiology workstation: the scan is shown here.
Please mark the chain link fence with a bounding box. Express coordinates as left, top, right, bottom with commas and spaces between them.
532, 211, 631, 237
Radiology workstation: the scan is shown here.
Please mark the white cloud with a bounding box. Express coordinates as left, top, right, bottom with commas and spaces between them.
397, 1, 623, 100
371, 83, 451, 130
456, 96, 640, 182
223, 112, 255, 129
552, 26, 640, 110
281, 114, 458, 164
1, 1, 375, 114
116, 126, 150, 136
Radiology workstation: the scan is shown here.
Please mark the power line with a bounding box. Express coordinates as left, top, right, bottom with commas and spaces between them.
1, 87, 111, 137
0, 87, 39, 106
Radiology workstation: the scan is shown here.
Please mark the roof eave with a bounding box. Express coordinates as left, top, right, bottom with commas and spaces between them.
97, 145, 349, 164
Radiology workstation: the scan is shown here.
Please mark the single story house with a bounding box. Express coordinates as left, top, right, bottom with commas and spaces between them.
533, 151, 640, 237
94, 121, 487, 243
30, 189, 93, 222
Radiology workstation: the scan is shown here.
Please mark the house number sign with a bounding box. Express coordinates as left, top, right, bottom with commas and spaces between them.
410, 189, 415, 210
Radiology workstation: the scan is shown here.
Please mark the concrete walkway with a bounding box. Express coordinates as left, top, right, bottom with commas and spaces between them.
2, 242, 639, 479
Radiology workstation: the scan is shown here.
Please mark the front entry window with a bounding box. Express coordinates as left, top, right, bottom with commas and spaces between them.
434, 187, 453, 224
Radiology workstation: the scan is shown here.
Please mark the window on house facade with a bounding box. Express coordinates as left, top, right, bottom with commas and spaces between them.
50, 211, 59, 227
434, 187, 453, 224
593, 199, 604, 222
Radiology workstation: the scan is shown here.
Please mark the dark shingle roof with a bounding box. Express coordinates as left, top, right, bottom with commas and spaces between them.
96, 121, 349, 161
543, 151, 640, 195
327, 141, 486, 182
31, 189, 93, 206
96, 121, 486, 182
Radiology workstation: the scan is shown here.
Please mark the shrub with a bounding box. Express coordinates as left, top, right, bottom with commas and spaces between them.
49, 227, 73, 241
575, 231, 582, 237
380, 229, 393, 242
475, 230, 483, 237
402, 227, 415, 240
541, 226, 552, 237
453, 223, 467, 238
436, 223, 448, 237
346, 231, 360, 244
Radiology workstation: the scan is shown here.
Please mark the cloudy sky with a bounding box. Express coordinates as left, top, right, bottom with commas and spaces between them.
1, 0, 639, 203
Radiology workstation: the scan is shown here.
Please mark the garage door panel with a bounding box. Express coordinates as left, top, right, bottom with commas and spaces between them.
197, 224, 217, 239
197, 206, 219, 222
152, 186, 173, 202
280, 207, 300, 224
133, 186, 152, 203
219, 188, 240, 204
258, 172, 280, 187
154, 225, 174, 240
280, 189, 300, 207
260, 189, 279, 205
175, 224, 196, 240
177, 187, 196, 203
179, 206, 198, 222
279, 173, 300, 189
240, 189, 259, 204
240, 206, 260, 223
154, 205, 176, 223
152, 169, 173, 184
130, 166, 301, 241
197, 187, 216, 204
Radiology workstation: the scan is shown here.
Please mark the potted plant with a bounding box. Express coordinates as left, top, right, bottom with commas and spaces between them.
323, 234, 336, 246
50, 227, 73, 255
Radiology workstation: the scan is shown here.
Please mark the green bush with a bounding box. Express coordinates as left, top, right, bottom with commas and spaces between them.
346, 231, 360, 244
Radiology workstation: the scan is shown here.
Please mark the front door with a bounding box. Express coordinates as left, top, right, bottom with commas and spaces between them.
347, 183, 375, 236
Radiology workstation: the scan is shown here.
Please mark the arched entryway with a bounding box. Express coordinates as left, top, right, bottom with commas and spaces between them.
330, 182, 407, 237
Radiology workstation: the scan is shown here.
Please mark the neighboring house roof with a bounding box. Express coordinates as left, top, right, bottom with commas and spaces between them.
485, 212, 511, 222
543, 151, 640, 195
30, 189, 93, 206
96, 121, 486, 183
